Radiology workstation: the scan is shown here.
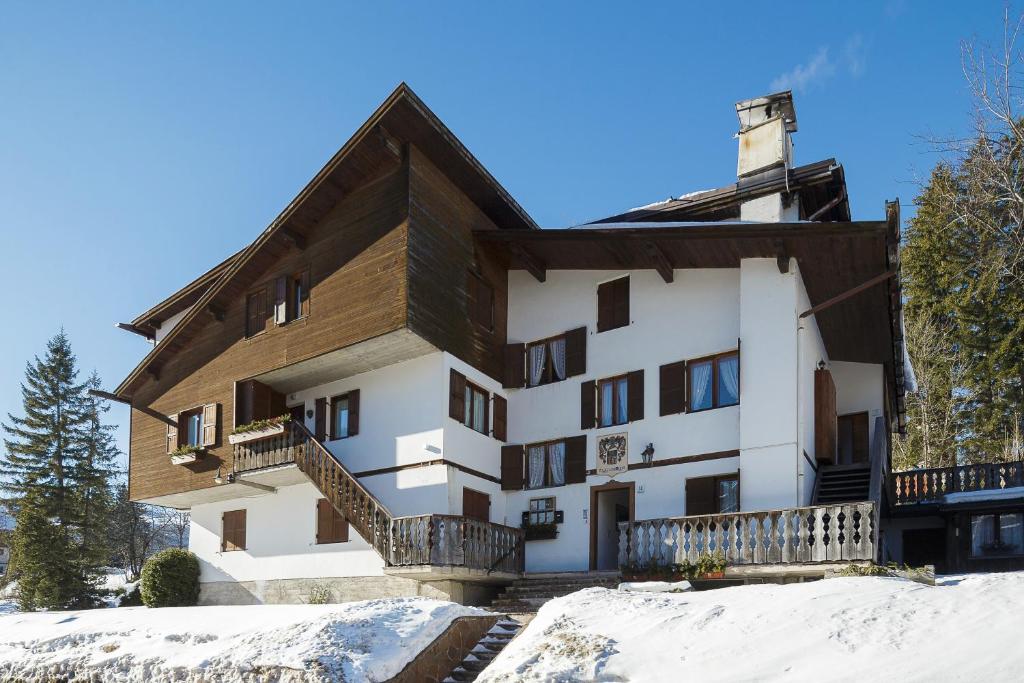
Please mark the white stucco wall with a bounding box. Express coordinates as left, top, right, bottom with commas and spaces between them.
831, 360, 886, 447
153, 308, 188, 344
190, 481, 384, 583
797, 265, 830, 504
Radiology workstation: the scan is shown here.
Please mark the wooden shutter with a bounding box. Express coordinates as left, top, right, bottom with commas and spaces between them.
564, 435, 587, 484
166, 413, 178, 454
449, 369, 466, 422
463, 488, 490, 523
299, 270, 311, 318
613, 276, 630, 328
222, 509, 246, 551
685, 477, 716, 515
580, 380, 596, 429
627, 369, 644, 422
597, 280, 615, 332
314, 397, 327, 442
501, 444, 524, 490
316, 499, 348, 544
274, 276, 288, 324
503, 343, 525, 388
659, 361, 686, 416
246, 290, 267, 337
814, 368, 837, 464
492, 395, 507, 441
346, 389, 360, 437
202, 403, 218, 447
564, 327, 587, 377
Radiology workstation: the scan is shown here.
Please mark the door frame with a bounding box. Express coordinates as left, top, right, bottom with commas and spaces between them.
589, 481, 636, 570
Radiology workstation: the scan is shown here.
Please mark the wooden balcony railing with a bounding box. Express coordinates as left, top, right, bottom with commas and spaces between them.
231, 422, 525, 575
891, 461, 1024, 505
619, 502, 877, 570
390, 514, 526, 575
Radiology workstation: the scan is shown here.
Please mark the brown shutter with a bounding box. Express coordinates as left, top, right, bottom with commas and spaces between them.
492, 394, 507, 441
274, 276, 287, 324
580, 380, 596, 429
686, 477, 717, 515
316, 499, 330, 544
564, 435, 587, 484
503, 343, 525, 388
597, 281, 614, 332
614, 277, 630, 328
300, 270, 311, 317
659, 361, 686, 416
463, 488, 490, 523
347, 389, 360, 436
222, 509, 246, 551
166, 413, 178, 454
627, 369, 644, 422
449, 369, 467, 421
314, 397, 327, 442
814, 368, 837, 464
501, 444, 524, 490
246, 290, 267, 337
564, 327, 587, 377
202, 403, 218, 447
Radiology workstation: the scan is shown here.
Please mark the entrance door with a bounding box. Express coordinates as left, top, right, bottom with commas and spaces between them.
837, 412, 870, 465
462, 487, 490, 523
590, 483, 634, 570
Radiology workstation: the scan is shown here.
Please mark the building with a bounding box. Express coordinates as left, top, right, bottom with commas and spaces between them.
107, 85, 908, 605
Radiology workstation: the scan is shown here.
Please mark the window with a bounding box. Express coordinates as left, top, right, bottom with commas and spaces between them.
686, 474, 740, 515
316, 499, 349, 544
598, 375, 629, 427
971, 514, 1023, 557
464, 382, 488, 434
467, 272, 494, 331
597, 276, 629, 332
328, 390, 360, 440
526, 441, 567, 489
688, 351, 739, 412
222, 509, 246, 552
527, 497, 556, 525
180, 407, 204, 447
527, 335, 568, 387
246, 287, 269, 337
287, 269, 310, 322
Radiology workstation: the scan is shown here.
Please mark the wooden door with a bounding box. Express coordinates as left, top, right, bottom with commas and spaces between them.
462, 488, 490, 523
838, 412, 870, 464
814, 368, 837, 464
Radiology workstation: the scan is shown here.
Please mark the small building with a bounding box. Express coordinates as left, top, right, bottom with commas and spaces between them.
106, 85, 908, 605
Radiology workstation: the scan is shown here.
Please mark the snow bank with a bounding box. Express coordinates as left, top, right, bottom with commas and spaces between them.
0, 597, 485, 681
479, 572, 1024, 682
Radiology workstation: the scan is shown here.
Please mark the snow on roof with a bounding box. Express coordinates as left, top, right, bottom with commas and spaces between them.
626, 188, 717, 212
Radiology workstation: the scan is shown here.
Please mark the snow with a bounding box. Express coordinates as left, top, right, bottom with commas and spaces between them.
0, 597, 486, 681
616, 580, 692, 593
943, 487, 1024, 503
627, 188, 717, 212
479, 572, 1024, 682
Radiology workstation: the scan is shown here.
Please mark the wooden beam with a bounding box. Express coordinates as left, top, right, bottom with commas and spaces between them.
799, 270, 897, 319
206, 303, 226, 322
806, 188, 846, 221
775, 240, 790, 274
88, 388, 132, 405
147, 365, 160, 382
279, 227, 307, 250
376, 125, 403, 158
116, 322, 155, 341
135, 404, 178, 428
644, 241, 674, 283
510, 244, 546, 282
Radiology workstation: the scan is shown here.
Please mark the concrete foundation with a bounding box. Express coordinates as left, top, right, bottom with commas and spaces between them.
198, 575, 501, 606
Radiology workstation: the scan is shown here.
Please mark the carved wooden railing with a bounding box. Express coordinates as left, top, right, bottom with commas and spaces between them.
891, 460, 1024, 505
232, 426, 306, 473
619, 502, 877, 570
390, 514, 526, 574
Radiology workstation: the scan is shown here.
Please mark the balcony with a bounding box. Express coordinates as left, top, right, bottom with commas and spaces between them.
619, 502, 877, 576
891, 461, 1024, 506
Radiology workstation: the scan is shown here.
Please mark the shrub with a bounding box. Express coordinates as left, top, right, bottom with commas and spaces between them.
119, 584, 144, 607
306, 583, 332, 604
140, 549, 200, 607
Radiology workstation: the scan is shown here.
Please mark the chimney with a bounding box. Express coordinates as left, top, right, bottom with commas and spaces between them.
735, 91, 799, 222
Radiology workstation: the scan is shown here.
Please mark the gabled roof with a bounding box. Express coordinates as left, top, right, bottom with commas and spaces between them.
114, 83, 536, 398
590, 159, 850, 225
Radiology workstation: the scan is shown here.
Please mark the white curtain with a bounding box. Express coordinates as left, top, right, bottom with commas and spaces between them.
550, 338, 567, 381
548, 442, 566, 486
528, 344, 547, 386
690, 361, 713, 410
1001, 514, 1023, 553
600, 381, 614, 427
971, 515, 995, 556
616, 378, 628, 424
719, 355, 740, 406
528, 445, 546, 489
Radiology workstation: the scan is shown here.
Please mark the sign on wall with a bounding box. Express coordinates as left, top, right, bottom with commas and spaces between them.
596, 432, 628, 477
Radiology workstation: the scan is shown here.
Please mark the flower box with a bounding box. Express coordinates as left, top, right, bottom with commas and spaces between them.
522, 523, 558, 541
228, 423, 286, 445
170, 447, 205, 465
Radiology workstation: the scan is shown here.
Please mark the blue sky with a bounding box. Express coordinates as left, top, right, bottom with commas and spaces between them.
0, 2, 1007, 467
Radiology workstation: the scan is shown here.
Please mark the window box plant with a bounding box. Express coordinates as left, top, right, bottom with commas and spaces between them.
228, 414, 292, 445
522, 521, 558, 541
169, 444, 205, 465
620, 551, 727, 582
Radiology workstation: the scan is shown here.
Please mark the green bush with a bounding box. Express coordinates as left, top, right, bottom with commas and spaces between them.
140, 549, 200, 607
119, 584, 144, 607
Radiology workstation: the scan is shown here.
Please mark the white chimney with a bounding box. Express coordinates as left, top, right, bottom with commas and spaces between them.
735, 91, 800, 222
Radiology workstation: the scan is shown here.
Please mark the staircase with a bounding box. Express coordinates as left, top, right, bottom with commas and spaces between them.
488, 572, 620, 613
813, 463, 871, 504
444, 618, 523, 682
